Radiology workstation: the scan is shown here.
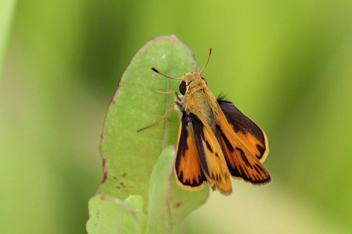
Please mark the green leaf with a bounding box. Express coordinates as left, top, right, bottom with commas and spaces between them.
87, 35, 209, 233
87, 194, 146, 234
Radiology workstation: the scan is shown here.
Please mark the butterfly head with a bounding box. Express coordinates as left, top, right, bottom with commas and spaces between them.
178, 73, 207, 95
151, 48, 211, 95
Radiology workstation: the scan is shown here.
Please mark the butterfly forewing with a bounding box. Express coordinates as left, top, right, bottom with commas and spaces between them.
217, 98, 269, 162
175, 113, 207, 190
215, 104, 271, 185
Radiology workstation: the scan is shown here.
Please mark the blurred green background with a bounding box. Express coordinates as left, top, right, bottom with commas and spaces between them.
1, 0, 352, 233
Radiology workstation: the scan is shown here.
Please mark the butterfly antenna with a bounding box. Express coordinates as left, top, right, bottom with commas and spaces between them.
200, 48, 212, 74
151, 67, 181, 80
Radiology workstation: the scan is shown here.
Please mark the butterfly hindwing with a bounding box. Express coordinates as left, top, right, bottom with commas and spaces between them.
215, 104, 271, 185
217, 98, 269, 162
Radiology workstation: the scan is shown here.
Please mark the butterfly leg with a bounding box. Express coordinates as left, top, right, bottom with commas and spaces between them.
137, 101, 182, 132
151, 89, 180, 101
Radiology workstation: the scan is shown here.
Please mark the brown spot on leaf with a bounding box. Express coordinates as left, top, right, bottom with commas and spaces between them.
175, 202, 182, 208
101, 157, 107, 184
101, 171, 107, 184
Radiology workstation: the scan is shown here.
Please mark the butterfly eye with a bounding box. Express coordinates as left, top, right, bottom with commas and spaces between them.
201, 77, 207, 86
179, 81, 186, 95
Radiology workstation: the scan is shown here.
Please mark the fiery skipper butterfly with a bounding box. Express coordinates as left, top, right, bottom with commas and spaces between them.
138, 49, 271, 195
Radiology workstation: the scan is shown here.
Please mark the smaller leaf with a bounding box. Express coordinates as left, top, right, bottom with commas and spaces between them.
146, 146, 175, 234
87, 194, 147, 234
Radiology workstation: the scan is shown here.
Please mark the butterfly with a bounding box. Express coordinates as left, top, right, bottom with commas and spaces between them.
138, 49, 271, 195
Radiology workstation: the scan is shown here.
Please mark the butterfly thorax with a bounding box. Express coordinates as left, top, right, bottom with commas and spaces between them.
179, 73, 219, 132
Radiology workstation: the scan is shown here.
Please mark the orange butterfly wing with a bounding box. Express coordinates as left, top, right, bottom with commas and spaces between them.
215, 103, 271, 185
175, 111, 232, 195
217, 98, 269, 162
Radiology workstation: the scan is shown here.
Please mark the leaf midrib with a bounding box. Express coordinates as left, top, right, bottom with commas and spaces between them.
161, 37, 177, 150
